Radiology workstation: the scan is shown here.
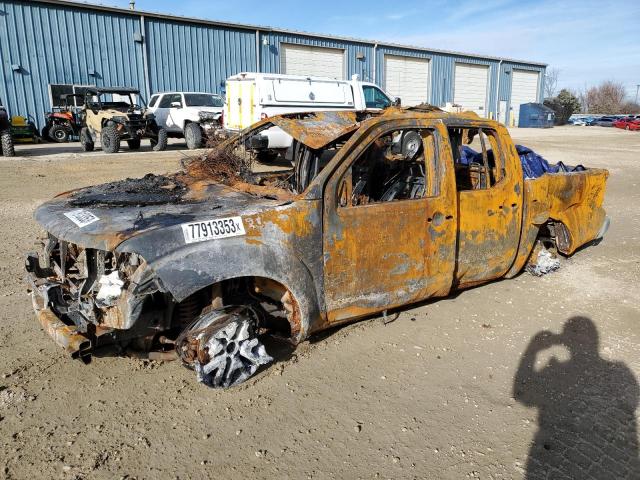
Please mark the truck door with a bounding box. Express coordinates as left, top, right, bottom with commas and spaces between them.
323, 122, 457, 324
154, 94, 172, 130
165, 93, 184, 132
446, 125, 523, 286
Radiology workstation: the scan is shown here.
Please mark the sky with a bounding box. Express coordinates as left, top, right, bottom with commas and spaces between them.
123, 0, 640, 98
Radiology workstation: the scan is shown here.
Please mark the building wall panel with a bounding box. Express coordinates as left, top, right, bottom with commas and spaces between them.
0, 0, 146, 128
260, 31, 374, 82
145, 18, 256, 95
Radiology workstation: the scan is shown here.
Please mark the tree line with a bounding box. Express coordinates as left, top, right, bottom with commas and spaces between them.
543, 68, 639, 124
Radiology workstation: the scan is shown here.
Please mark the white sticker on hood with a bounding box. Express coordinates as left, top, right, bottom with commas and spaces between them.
64, 209, 100, 228
181, 216, 245, 244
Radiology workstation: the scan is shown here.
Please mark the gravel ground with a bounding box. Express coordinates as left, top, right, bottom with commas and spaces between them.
0, 126, 638, 479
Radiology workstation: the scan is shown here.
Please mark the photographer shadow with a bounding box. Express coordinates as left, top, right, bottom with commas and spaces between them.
513, 316, 640, 479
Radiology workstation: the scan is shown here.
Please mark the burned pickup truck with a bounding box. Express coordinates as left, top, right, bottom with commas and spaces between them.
25, 108, 609, 388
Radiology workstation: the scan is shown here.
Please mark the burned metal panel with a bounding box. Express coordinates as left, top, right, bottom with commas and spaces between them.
544, 169, 609, 254
444, 122, 524, 286
320, 117, 458, 325
269, 111, 359, 149
135, 200, 325, 342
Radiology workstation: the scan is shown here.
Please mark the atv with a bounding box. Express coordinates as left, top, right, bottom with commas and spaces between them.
80, 87, 168, 153
42, 94, 84, 143
0, 98, 14, 157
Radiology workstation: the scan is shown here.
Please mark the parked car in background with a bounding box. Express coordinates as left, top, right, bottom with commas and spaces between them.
223, 73, 398, 161
613, 117, 640, 131
594, 116, 616, 127
570, 118, 587, 126
148, 92, 223, 149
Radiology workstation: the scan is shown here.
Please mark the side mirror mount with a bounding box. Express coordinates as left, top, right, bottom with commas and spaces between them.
170, 101, 182, 109
393, 97, 401, 107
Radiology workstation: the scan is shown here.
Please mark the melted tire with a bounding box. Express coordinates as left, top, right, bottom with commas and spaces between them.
177, 307, 273, 388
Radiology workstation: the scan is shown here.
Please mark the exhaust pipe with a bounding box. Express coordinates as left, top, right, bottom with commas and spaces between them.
37, 309, 92, 363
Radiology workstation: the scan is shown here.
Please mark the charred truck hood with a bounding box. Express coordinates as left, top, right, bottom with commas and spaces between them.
34, 176, 285, 254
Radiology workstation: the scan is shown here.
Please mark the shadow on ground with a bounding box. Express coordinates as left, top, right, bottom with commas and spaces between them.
513, 316, 640, 479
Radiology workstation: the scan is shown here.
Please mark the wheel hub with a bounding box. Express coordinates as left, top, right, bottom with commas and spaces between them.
177, 307, 273, 388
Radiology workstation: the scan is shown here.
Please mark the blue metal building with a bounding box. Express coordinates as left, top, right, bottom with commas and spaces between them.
0, 0, 546, 129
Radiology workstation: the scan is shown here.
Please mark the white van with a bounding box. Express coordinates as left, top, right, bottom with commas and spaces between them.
223, 73, 397, 159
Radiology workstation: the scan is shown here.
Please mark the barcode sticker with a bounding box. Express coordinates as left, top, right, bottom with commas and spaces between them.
64, 209, 100, 228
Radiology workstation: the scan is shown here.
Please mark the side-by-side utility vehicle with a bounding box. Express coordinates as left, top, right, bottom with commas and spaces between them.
26, 107, 609, 388
80, 87, 167, 153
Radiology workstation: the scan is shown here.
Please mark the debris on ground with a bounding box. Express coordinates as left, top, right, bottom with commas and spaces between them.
526, 248, 561, 276
184, 139, 254, 185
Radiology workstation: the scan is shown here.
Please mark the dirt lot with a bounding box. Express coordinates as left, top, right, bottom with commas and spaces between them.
1, 127, 639, 479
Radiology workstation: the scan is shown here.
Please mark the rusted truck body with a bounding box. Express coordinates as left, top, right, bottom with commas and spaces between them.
25, 108, 609, 387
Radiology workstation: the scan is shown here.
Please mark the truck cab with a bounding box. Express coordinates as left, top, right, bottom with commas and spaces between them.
25, 108, 608, 388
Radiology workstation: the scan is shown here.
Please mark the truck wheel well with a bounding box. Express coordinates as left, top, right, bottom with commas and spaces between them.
171, 276, 302, 341
537, 219, 571, 255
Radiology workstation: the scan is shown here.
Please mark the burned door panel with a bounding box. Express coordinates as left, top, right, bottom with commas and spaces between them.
448, 125, 523, 286
322, 121, 456, 323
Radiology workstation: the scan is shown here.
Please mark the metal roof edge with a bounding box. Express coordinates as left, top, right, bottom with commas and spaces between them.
25, 0, 548, 68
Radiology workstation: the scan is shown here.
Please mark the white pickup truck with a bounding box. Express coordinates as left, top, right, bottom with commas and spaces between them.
223, 73, 397, 160
148, 92, 224, 149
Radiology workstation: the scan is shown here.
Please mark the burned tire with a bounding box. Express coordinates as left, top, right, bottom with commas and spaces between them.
0, 129, 15, 157
176, 306, 273, 388
49, 124, 69, 143
184, 122, 203, 150
127, 138, 141, 150
150, 127, 168, 152
101, 125, 120, 154
79, 127, 94, 152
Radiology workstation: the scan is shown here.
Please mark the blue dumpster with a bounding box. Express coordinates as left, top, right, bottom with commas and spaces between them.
518, 103, 555, 128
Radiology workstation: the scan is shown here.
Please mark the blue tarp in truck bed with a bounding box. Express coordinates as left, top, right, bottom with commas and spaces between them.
459, 145, 585, 179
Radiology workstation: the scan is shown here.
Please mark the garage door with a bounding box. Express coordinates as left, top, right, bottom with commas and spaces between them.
454, 63, 489, 117
511, 70, 540, 126
384, 55, 430, 107
280, 44, 345, 79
